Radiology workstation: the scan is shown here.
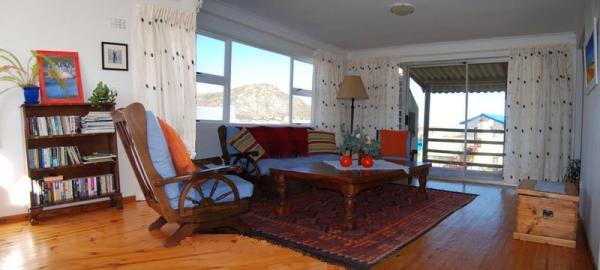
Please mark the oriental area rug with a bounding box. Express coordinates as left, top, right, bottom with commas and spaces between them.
241, 184, 476, 269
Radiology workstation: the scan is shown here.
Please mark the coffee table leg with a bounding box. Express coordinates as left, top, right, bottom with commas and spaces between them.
417, 170, 429, 200
274, 174, 290, 217
342, 187, 357, 230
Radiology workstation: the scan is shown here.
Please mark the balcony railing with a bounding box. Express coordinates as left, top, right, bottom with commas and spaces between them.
424, 128, 505, 170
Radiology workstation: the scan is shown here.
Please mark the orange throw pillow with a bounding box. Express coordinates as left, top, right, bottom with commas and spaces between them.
157, 117, 197, 176
380, 129, 409, 158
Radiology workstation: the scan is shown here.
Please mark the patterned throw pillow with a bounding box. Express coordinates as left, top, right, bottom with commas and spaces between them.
228, 128, 267, 161
307, 130, 338, 155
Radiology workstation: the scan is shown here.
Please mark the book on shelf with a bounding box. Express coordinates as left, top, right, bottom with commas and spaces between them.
82, 152, 117, 164
31, 174, 115, 206
29, 116, 80, 137
80, 111, 115, 134
27, 146, 82, 169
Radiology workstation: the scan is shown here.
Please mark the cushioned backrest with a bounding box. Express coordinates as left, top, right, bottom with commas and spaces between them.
146, 111, 180, 203
380, 129, 409, 158
288, 127, 308, 156
225, 126, 240, 155
157, 117, 197, 176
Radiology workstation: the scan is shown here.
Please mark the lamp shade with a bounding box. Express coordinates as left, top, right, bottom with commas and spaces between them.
337, 75, 368, 100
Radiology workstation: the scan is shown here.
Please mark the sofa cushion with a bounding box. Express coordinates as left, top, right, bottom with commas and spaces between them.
257, 154, 340, 176
171, 174, 254, 209
225, 126, 241, 155
288, 127, 309, 156
229, 128, 266, 161
307, 130, 338, 155
380, 129, 409, 158
157, 117, 197, 176
145, 111, 180, 204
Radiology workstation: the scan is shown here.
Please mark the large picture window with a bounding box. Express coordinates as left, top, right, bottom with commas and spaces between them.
196, 33, 313, 124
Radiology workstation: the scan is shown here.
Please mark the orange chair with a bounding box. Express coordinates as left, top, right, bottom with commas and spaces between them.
379, 129, 417, 161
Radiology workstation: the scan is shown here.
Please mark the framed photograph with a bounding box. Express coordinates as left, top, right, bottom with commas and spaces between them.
37, 50, 84, 104
102, 42, 128, 71
584, 17, 598, 94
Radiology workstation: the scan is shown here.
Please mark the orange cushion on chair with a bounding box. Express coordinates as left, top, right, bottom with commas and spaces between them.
379, 129, 409, 158
157, 117, 197, 176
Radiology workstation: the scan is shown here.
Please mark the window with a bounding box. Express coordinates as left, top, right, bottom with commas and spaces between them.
195, 33, 313, 124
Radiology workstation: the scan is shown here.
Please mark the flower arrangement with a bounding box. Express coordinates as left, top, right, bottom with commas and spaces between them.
339, 129, 381, 159
0, 49, 65, 94
563, 159, 581, 189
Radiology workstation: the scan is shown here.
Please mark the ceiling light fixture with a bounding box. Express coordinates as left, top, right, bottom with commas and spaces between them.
390, 3, 416, 16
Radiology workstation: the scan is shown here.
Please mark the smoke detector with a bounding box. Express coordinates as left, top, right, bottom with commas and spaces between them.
390, 3, 416, 16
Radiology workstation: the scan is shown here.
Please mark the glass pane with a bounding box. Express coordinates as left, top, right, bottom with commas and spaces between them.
196, 35, 225, 76
466, 62, 507, 172
292, 95, 312, 123
411, 64, 466, 168
293, 60, 313, 90
196, 82, 224, 121
230, 42, 291, 124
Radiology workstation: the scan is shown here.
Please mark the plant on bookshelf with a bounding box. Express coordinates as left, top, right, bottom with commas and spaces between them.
23, 103, 122, 224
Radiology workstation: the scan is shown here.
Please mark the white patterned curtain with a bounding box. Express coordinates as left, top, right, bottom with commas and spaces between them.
503, 45, 573, 184
313, 50, 348, 143
133, 4, 198, 155
347, 57, 404, 138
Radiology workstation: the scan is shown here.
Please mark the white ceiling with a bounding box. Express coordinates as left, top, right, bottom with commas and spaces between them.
217, 0, 585, 50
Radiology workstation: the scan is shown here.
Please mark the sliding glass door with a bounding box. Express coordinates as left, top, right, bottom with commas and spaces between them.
409, 61, 507, 180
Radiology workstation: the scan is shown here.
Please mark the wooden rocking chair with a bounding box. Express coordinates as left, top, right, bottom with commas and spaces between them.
112, 103, 253, 247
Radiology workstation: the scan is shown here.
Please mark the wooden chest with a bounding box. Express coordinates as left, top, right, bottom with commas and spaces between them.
513, 180, 579, 248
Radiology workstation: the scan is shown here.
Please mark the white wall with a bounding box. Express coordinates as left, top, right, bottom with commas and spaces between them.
580, 0, 600, 266
0, 0, 196, 217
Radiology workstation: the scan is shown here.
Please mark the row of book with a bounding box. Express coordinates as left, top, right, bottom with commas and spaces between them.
81, 112, 115, 134
31, 174, 116, 206
27, 146, 82, 169
29, 115, 80, 136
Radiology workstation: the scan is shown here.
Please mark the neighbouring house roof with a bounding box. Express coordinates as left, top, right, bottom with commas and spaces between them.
410, 62, 508, 94
459, 113, 505, 125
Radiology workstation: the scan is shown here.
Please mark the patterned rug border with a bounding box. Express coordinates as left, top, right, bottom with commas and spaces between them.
244, 187, 478, 269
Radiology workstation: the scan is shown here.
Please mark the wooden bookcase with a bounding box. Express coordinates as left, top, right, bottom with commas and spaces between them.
22, 103, 123, 224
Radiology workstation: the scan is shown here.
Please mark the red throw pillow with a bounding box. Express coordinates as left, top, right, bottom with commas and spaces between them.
288, 127, 308, 156
380, 129, 409, 158
157, 117, 197, 176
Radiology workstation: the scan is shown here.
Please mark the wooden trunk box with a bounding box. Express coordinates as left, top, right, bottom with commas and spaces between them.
513, 180, 579, 248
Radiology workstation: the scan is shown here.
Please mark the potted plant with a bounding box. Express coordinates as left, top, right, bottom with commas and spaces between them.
0, 49, 65, 104
563, 159, 581, 190
89, 81, 117, 107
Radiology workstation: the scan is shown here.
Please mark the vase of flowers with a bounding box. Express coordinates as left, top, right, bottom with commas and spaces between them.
340, 129, 381, 167
0, 48, 65, 104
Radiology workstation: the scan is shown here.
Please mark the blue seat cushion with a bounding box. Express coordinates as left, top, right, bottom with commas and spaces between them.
145, 111, 180, 204
256, 154, 340, 176
225, 126, 240, 155
172, 174, 254, 209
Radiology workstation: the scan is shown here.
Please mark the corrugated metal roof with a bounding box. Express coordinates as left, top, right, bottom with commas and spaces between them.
410, 63, 507, 93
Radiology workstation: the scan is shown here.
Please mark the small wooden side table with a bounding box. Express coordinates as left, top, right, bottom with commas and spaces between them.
513, 179, 579, 248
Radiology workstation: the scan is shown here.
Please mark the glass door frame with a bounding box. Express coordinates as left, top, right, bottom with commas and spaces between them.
405, 57, 508, 180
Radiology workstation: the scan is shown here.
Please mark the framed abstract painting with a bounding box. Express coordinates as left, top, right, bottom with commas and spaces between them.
584, 17, 598, 94
37, 50, 84, 104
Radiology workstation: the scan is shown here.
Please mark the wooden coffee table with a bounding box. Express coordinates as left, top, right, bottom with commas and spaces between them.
270, 159, 432, 230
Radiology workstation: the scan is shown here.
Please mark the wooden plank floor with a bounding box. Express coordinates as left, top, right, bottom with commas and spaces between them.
0, 180, 595, 270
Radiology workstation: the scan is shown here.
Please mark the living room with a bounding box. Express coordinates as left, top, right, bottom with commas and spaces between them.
0, 0, 599, 269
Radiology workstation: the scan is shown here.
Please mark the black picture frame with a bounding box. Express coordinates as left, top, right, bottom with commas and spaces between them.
101, 42, 128, 71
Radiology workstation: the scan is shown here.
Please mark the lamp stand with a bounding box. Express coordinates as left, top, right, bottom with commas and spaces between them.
350, 98, 355, 133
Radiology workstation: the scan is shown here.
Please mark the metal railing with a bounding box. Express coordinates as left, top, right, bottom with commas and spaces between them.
424, 128, 505, 170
